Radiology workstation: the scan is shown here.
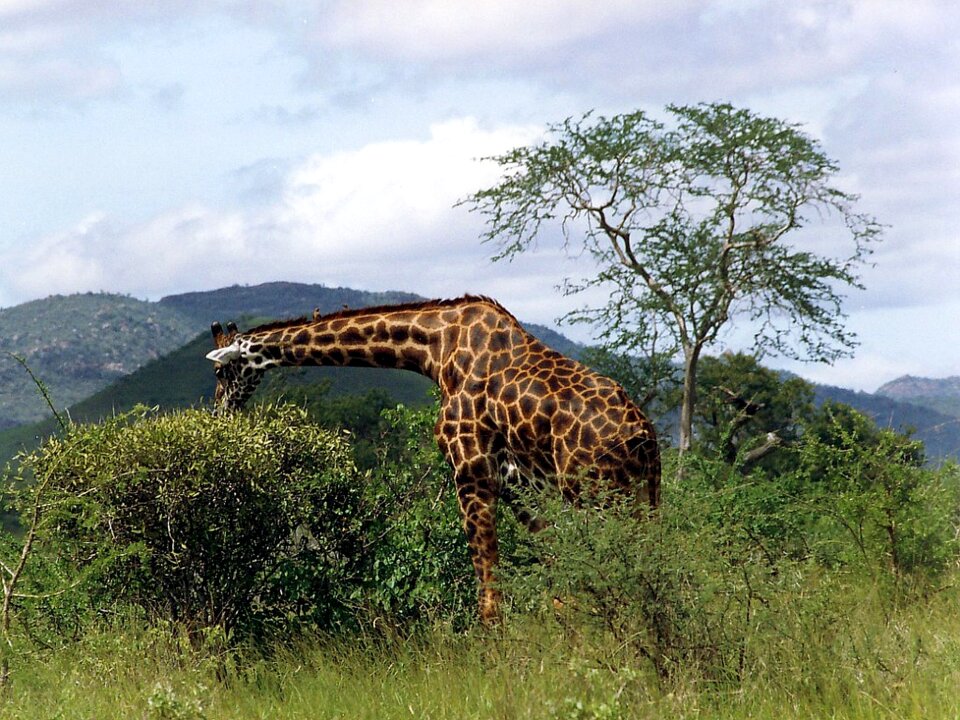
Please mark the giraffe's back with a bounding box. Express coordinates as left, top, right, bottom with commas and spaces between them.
481, 335, 660, 507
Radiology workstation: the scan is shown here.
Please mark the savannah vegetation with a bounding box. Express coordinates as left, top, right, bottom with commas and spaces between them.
2, 388, 958, 719
1, 103, 958, 719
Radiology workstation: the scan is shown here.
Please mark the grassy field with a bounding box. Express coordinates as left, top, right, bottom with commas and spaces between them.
4, 405, 958, 719
3, 580, 960, 720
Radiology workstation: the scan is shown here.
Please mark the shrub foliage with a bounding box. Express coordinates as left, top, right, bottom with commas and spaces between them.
500, 416, 960, 682
9, 404, 366, 639
2, 390, 958, 694
4, 400, 482, 645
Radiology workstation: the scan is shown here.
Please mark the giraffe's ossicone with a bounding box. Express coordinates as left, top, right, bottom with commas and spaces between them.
206, 295, 660, 624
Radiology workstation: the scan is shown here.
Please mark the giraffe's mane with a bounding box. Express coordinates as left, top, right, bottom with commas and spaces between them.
241, 295, 520, 335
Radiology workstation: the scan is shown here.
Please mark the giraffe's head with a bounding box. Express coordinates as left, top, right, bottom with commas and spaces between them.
206, 321, 268, 412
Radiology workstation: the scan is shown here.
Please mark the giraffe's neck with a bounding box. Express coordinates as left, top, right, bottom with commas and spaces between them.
238, 307, 446, 382
209, 296, 532, 410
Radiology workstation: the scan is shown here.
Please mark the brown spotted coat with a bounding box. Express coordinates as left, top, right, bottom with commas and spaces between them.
207, 296, 660, 623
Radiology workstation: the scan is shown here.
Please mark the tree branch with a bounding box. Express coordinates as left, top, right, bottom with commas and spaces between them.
740, 432, 783, 469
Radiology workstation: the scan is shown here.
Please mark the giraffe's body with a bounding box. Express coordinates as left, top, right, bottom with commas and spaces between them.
207, 296, 660, 623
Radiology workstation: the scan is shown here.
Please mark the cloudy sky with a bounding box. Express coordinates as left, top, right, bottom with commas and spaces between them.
0, 1, 957, 391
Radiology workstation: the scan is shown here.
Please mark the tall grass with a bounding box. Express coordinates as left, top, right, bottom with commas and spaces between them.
3, 578, 960, 720
4, 401, 959, 718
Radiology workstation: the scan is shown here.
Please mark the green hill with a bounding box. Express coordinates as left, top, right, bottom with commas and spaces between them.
159, 282, 423, 325
0, 293, 196, 428
813, 383, 960, 463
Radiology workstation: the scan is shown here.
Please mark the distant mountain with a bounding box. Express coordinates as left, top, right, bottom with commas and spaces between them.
159, 282, 423, 326
2, 282, 956, 466
0, 293, 196, 428
814, 383, 960, 463
0, 329, 438, 464
160, 282, 582, 357
874, 375, 960, 420
0, 284, 437, 429
0, 283, 584, 460
876, 375, 960, 401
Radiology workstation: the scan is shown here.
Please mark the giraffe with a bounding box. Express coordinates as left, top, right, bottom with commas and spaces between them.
205, 296, 660, 624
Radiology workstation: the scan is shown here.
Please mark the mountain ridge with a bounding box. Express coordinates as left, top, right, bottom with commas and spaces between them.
814, 383, 960, 462
0, 293, 196, 428
0, 282, 956, 463
874, 375, 960, 422
0, 283, 581, 429
876, 374, 960, 401
158, 281, 424, 326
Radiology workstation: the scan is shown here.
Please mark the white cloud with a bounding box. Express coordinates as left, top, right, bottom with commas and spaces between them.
0, 0, 205, 105
317, 0, 682, 64
2, 117, 549, 304
302, 0, 953, 105
276, 118, 535, 257
12, 212, 112, 293
0, 55, 122, 102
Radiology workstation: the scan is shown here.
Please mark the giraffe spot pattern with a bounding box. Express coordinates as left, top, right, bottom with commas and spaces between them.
208, 295, 660, 625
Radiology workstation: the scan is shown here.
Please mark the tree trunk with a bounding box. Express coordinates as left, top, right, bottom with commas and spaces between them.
678, 345, 701, 460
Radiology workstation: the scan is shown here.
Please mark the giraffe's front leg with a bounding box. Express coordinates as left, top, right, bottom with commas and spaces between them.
454, 462, 502, 625
435, 403, 504, 624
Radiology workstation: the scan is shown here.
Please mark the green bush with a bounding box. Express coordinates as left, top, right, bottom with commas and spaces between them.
793, 406, 960, 580
3, 397, 501, 645
9, 404, 366, 640
499, 426, 960, 684
357, 401, 480, 627
499, 473, 761, 681
681, 404, 960, 584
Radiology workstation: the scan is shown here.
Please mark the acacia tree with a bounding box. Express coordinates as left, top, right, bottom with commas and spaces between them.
463, 103, 882, 456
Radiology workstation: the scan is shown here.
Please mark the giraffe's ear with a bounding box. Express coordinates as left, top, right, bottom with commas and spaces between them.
206, 345, 241, 363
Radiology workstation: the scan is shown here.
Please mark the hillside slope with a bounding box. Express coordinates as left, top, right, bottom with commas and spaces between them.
160, 282, 581, 356
0, 283, 582, 432
814, 383, 960, 462
875, 375, 960, 419
0, 294, 196, 427
0, 284, 435, 429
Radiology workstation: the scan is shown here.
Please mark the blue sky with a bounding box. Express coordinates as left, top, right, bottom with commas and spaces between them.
0, 1, 957, 391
